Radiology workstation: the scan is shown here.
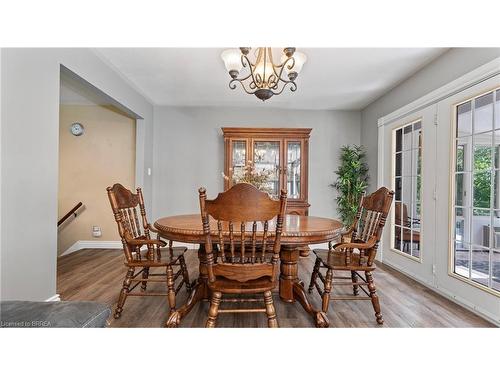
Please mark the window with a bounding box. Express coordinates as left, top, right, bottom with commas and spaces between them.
452, 88, 500, 292
392, 120, 422, 259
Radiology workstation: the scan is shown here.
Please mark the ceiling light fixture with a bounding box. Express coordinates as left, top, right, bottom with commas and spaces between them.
221, 47, 307, 102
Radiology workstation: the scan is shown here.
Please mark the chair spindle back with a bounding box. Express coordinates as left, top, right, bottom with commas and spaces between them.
107, 183, 152, 262
348, 187, 394, 266
198, 183, 287, 283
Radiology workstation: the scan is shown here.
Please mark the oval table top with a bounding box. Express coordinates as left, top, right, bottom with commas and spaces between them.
154, 214, 343, 246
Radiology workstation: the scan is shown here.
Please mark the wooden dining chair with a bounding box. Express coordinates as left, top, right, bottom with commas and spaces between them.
198, 183, 287, 328
107, 183, 191, 320
307, 187, 394, 324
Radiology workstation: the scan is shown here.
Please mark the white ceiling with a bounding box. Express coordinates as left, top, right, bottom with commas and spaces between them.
94, 48, 447, 110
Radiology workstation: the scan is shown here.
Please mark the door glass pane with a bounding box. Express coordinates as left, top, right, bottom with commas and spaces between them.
412, 176, 422, 226
454, 241, 470, 278
401, 178, 412, 229
231, 140, 246, 182
473, 171, 491, 209
456, 140, 467, 172
474, 92, 494, 134
287, 142, 301, 199
412, 121, 422, 149
493, 211, 500, 248
403, 125, 412, 150
471, 245, 490, 286
253, 141, 280, 197
455, 207, 464, 242
473, 143, 492, 172
494, 170, 500, 210
395, 152, 402, 176
492, 250, 500, 291
455, 173, 468, 207
395, 177, 402, 201
457, 101, 472, 137
394, 225, 402, 250
471, 209, 490, 246
494, 130, 500, 169
395, 128, 402, 152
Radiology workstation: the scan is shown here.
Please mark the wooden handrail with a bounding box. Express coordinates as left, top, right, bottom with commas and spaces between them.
58, 202, 83, 227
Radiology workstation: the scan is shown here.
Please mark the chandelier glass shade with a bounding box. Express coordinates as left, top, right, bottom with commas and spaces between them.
221, 47, 307, 101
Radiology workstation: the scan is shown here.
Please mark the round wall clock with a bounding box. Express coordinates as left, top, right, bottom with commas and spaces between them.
70, 122, 84, 136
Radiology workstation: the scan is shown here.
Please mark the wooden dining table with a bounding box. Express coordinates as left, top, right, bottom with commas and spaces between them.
154, 214, 343, 327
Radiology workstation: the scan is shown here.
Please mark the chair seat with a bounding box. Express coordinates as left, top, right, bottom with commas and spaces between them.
313, 249, 376, 271
208, 276, 275, 294
125, 246, 187, 267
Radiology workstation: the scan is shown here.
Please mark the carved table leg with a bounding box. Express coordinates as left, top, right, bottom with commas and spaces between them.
279, 246, 330, 328
165, 243, 210, 327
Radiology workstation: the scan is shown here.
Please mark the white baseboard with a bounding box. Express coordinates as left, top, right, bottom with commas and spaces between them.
382, 259, 500, 327
45, 294, 61, 302
60, 240, 198, 257
60, 240, 122, 257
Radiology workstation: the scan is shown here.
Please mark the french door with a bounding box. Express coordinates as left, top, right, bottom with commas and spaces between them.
380, 73, 500, 323
380, 105, 437, 285
435, 77, 500, 318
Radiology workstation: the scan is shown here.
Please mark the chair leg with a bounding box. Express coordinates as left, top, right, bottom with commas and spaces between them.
179, 255, 191, 293
366, 271, 383, 324
115, 267, 134, 319
206, 291, 222, 328
308, 257, 321, 293
166, 265, 176, 313
322, 268, 333, 313
351, 271, 359, 296
141, 267, 150, 291
264, 290, 279, 328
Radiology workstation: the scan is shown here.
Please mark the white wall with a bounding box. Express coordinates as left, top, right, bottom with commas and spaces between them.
0, 48, 154, 301
361, 48, 500, 192
152, 106, 361, 219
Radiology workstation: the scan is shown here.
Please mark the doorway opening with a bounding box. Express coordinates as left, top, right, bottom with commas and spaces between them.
57, 66, 140, 301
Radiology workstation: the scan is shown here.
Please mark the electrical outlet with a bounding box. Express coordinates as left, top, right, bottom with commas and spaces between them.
92, 226, 102, 238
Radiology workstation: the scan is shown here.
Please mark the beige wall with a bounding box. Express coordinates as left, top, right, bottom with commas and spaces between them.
58, 105, 136, 255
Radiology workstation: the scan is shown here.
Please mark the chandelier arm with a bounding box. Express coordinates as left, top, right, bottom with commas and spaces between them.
235, 71, 253, 82
272, 55, 291, 76
241, 54, 260, 89
228, 78, 258, 95
267, 56, 298, 90
267, 73, 278, 89
269, 56, 294, 90
272, 80, 297, 95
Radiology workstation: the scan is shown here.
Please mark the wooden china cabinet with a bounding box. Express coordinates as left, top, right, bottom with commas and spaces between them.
222, 127, 311, 216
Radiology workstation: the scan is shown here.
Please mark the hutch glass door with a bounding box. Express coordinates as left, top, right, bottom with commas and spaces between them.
253, 140, 281, 197
231, 140, 247, 180
286, 141, 302, 199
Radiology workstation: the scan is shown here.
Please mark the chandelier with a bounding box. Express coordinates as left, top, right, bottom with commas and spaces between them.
220, 47, 307, 101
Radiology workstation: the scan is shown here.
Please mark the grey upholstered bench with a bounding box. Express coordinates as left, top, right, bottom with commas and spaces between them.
0, 301, 111, 328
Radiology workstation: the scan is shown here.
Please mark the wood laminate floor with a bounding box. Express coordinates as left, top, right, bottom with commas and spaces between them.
57, 249, 494, 328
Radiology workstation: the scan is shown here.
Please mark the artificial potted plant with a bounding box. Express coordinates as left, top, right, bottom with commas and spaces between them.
332, 145, 369, 234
